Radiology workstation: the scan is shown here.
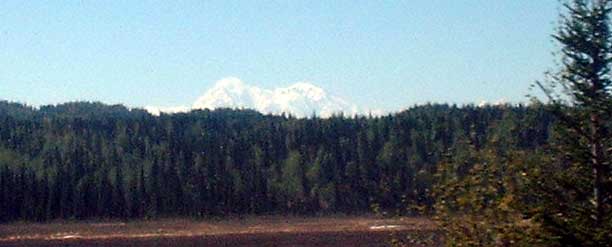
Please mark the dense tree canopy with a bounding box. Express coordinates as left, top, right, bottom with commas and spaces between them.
0, 101, 554, 221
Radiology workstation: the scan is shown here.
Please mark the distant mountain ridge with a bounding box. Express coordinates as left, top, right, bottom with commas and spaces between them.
191, 78, 359, 118
147, 77, 364, 118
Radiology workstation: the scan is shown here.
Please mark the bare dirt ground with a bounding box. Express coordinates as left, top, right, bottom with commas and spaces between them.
0, 216, 438, 246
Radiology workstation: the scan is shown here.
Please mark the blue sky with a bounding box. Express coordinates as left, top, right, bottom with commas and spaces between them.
0, 1, 558, 111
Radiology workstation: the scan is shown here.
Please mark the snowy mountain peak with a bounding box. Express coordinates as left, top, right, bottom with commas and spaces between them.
146, 77, 379, 118
193, 78, 258, 110
279, 82, 326, 101
189, 78, 358, 118
210, 77, 247, 93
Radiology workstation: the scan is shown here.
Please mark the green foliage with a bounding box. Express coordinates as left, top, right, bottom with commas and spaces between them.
433, 144, 553, 246
281, 151, 307, 211
434, 1, 612, 246
0, 101, 553, 221
532, 0, 612, 245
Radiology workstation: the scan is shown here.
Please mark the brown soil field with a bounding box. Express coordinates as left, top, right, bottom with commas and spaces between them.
0, 216, 439, 246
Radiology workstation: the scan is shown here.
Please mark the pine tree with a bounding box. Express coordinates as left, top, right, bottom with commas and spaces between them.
281, 151, 307, 212
147, 159, 161, 217
531, 0, 612, 244
111, 166, 126, 218
137, 165, 147, 217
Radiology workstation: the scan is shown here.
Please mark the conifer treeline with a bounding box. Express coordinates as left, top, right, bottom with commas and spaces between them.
0, 101, 553, 221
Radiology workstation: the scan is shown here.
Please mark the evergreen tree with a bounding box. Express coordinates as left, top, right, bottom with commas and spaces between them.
111, 166, 126, 218
0, 100, 557, 221
532, 0, 612, 244
281, 151, 307, 212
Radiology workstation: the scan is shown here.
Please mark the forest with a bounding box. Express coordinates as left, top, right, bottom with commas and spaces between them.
1, 0, 611, 245
0, 101, 553, 221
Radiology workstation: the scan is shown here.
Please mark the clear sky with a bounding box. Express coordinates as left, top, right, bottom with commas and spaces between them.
0, 1, 559, 112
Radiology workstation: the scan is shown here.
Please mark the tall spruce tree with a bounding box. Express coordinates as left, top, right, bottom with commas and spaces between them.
533, 0, 612, 244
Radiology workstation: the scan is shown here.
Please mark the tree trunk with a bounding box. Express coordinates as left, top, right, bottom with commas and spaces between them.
591, 113, 605, 224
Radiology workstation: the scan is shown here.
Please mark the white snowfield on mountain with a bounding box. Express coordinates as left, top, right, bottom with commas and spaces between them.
146, 77, 381, 118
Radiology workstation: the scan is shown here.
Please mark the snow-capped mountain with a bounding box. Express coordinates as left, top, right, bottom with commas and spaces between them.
191, 77, 359, 118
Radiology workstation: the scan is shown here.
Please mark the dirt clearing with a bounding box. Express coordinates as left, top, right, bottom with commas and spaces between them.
0, 216, 438, 246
